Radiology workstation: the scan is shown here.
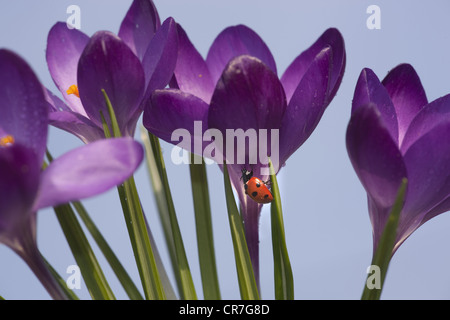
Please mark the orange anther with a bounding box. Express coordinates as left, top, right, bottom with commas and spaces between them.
66, 84, 80, 98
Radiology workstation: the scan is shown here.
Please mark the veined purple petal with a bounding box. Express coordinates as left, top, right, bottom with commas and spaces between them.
421, 194, 450, 226
346, 104, 407, 210
77, 31, 145, 136
0, 49, 48, 163
384, 121, 450, 253
45, 88, 104, 143
170, 23, 215, 103
206, 25, 277, 86
118, 0, 161, 62
208, 55, 286, 169
281, 28, 345, 104
0, 144, 40, 243
400, 94, 450, 154
279, 47, 332, 166
48, 111, 104, 144
352, 68, 398, 144
45, 88, 71, 113
382, 64, 428, 145
402, 121, 450, 222
34, 138, 143, 210
143, 89, 209, 154
46, 22, 89, 116
142, 17, 178, 99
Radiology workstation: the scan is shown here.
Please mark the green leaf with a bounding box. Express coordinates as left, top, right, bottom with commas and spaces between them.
147, 134, 197, 300
145, 222, 178, 300
53, 203, 115, 300
100, 90, 166, 300
42, 255, 80, 300
101, 89, 121, 138
117, 176, 166, 300
72, 201, 143, 300
361, 178, 408, 300
189, 153, 221, 300
141, 128, 181, 296
99, 110, 111, 138
223, 163, 259, 300
268, 159, 294, 300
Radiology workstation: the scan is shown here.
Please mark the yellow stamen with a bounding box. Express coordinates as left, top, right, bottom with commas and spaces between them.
0, 135, 14, 147
66, 84, 80, 98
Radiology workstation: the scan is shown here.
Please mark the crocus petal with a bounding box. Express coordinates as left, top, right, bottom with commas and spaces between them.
386, 121, 450, 251
141, 17, 178, 99
45, 88, 71, 112
402, 121, 450, 222
46, 22, 89, 116
143, 89, 209, 154
352, 68, 398, 144
382, 63, 428, 144
208, 55, 286, 169
48, 111, 104, 144
34, 138, 143, 210
170, 23, 215, 103
0, 144, 40, 243
206, 25, 277, 86
118, 0, 161, 61
400, 94, 450, 153
77, 31, 145, 136
45, 88, 104, 143
281, 28, 346, 104
0, 49, 48, 163
278, 47, 332, 166
346, 104, 407, 211
421, 194, 450, 226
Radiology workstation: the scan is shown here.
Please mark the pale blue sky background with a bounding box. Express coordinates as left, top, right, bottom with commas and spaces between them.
1, 0, 450, 300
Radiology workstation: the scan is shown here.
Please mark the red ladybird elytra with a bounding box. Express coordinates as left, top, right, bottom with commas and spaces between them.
241, 168, 273, 204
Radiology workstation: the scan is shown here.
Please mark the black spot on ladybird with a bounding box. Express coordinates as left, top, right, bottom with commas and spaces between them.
264, 194, 269, 199
252, 191, 258, 197
256, 182, 261, 188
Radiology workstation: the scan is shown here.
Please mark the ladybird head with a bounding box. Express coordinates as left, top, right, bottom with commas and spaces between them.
240, 167, 253, 184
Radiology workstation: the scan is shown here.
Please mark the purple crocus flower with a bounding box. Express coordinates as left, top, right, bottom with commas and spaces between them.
0, 49, 144, 299
45, 0, 177, 143
143, 23, 346, 284
347, 64, 450, 254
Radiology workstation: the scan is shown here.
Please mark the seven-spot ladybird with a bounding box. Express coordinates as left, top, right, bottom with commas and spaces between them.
241, 168, 273, 204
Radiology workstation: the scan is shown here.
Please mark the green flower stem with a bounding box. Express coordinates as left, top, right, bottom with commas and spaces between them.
72, 201, 143, 300
268, 159, 294, 300
54, 203, 115, 300
189, 153, 221, 300
223, 163, 259, 300
361, 178, 408, 300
